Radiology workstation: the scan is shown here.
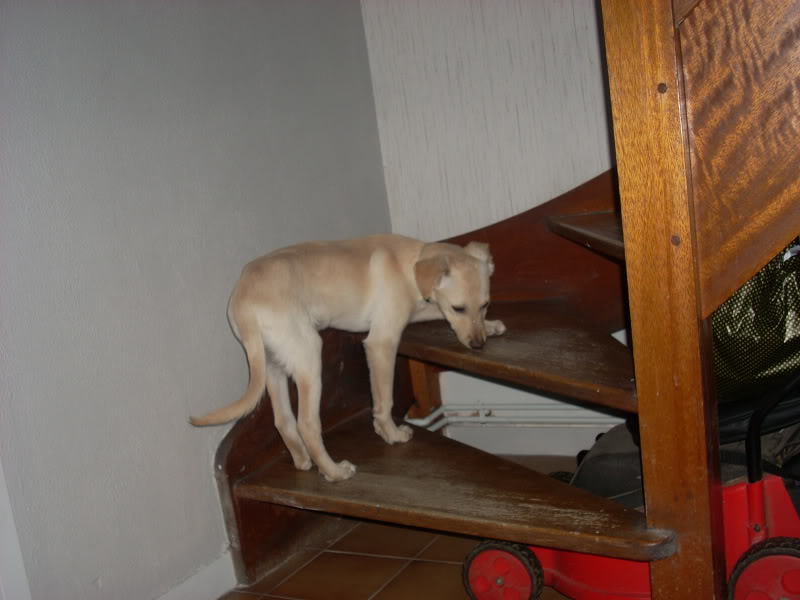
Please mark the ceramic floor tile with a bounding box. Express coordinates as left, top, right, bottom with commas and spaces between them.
372, 560, 469, 600
417, 534, 480, 563
245, 548, 321, 594
303, 516, 362, 550
331, 521, 437, 558
270, 551, 408, 600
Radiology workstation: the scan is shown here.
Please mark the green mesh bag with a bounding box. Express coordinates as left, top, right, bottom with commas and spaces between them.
712, 237, 800, 404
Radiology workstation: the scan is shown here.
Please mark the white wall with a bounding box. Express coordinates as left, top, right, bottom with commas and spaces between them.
361, 0, 617, 451
361, 0, 613, 240
0, 1, 387, 599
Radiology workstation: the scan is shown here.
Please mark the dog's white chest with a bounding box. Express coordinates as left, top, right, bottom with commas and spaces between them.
327, 312, 371, 332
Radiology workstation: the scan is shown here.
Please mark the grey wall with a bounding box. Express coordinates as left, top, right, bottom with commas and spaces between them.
0, 1, 388, 599
361, 0, 612, 240
361, 0, 616, 449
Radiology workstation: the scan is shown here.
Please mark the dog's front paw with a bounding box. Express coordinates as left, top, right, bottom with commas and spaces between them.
486, 319, 506, 337
373, 418, 414, 445
395, 423, 414, 443
322, 460, 357, 482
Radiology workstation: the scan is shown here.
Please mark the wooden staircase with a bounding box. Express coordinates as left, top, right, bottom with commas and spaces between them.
213, 1, 800, 598
237, 415, 672, 561
400, 299, 636, 413
215, 171, 664, 582
547, 211, 624, 261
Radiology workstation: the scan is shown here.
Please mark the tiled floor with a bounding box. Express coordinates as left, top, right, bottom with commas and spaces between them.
219, 521, 570, 600
219, 456, 576, 600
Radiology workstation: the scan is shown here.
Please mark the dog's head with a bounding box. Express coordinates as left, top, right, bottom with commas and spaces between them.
415, 241, 495, 349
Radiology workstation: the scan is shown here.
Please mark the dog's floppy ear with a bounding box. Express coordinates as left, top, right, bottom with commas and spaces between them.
464, 241, 495, 275
415, 255, 450, 300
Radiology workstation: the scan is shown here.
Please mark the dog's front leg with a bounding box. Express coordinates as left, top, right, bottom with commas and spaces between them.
364, 328, 413, 445
485, 319, 506, 337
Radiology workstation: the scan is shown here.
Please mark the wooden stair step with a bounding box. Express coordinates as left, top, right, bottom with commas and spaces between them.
236, 414, 675, 561
547, 210, 624, 260
399, 300, 637, 414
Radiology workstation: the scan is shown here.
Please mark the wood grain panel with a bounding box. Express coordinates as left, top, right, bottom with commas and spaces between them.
680, 0, 800, 316
673, 0, 703, 24
601, 0, 726, 597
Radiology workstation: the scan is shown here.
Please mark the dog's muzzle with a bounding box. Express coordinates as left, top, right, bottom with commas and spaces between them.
468, 336, 486, 349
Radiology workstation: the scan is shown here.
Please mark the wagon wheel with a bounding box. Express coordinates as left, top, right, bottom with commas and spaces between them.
727, 536, 800, 600
463, 540, 543, 600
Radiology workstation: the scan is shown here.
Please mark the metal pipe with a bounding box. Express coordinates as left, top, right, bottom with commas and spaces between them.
404, 406, 446, 427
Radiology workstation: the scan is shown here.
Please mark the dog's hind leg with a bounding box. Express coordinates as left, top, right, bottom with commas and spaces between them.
279, 326, 356, 482
265, 359, 311, 471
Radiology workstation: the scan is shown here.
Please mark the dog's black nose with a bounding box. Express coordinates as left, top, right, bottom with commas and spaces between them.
469, 339, 485, 349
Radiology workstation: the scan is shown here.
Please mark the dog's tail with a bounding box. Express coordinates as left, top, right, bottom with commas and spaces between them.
190, 315, 266, 426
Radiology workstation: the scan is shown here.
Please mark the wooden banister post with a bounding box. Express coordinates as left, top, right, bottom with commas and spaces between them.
407, 360, 443, 419
600, 0, 725, 598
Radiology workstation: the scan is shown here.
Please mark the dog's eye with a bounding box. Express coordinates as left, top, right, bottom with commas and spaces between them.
452, 306, 465, 313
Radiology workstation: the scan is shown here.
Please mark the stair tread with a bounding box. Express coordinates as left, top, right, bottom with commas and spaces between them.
547, 210, 624, 260
236, 414, 674, 561
399, 300, 637, 414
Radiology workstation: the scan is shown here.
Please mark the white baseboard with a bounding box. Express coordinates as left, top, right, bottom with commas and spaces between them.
435, 371, 623, 456
0, 453, 32, 600
156, 550, 236, 600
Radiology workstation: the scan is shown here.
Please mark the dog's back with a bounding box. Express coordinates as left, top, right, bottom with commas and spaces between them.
233, 234, 423, 331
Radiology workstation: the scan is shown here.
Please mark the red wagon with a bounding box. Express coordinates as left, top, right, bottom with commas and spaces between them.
464, 374, 800, 600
